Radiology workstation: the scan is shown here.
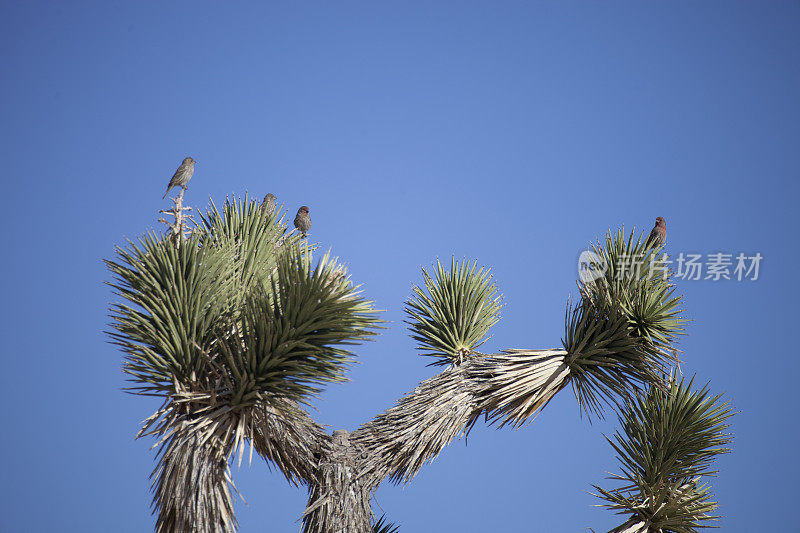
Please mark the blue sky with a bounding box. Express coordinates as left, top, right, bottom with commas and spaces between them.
1, 2, 797, 531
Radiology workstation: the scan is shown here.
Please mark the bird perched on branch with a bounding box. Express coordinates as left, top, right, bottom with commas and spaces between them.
294, 206, 311, 237
646, 216, 667, 248
261, 193, 276, 217
162, 157, 196, 199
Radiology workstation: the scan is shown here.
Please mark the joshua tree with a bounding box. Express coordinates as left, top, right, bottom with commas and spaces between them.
107, 190, 686, 532
593, 374, 734, 532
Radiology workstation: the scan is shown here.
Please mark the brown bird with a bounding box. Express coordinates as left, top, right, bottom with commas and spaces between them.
646, 216, 667, 248
162, 157, 196, 199
261, 193, 276, 217
294, 206, 311, 237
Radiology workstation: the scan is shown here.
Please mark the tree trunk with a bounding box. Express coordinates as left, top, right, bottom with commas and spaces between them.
301, 430, 376, 533
153, 424, 236, 533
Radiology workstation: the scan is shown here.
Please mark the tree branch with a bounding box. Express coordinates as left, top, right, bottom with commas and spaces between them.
350, 349, 570, 485
251, 399, 329, 487
159, 188, 195, 245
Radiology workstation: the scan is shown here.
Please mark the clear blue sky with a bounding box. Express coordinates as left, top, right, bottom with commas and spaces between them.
1, 2, 797, 531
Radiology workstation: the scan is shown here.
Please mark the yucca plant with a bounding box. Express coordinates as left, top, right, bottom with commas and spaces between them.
593, 374, 734, 532
107, 195, 381, 532
109, 186, 699, 532
345, 234, 685, 498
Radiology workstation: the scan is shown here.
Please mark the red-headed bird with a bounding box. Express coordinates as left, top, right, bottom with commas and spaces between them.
646, 216, 667, 248
294, 206, 311, 237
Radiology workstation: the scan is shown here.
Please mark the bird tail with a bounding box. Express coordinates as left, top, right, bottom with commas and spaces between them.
162, 189, 169, 200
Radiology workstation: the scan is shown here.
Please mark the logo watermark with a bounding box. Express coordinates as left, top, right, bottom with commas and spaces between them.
578, 250, 608, 283
577, 251, 763, 282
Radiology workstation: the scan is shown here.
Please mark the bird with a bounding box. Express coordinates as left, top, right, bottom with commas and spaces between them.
294, 206, 311, 237
162, 157, 196, 199
261, 193, 276, 217
646, 216, 667, 248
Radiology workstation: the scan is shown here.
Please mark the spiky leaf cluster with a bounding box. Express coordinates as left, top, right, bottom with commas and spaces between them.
564, 228, 686, 417
107, 194, 381, 406
405, 258, 502, 366
106, 231, 240, 394
590, 228, 684, 351
216, 249, 382, 408
594, 375, 734, 531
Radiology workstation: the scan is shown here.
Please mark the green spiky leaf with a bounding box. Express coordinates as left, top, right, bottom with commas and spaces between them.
593, 374, 734, 531
373, 515, 400, 533
405, 258, 503, 366
106, 231, 241, 394
216, 246, 382, 408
